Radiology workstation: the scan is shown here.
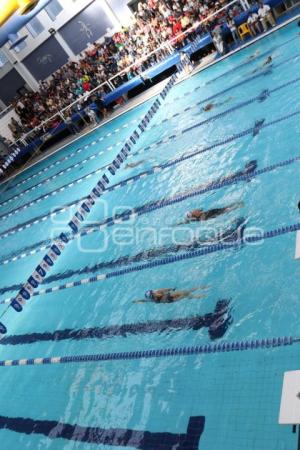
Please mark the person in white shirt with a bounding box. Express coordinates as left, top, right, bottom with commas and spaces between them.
240, 0, 250, 11
247, 12, 262, 35
258, 1, 276, 31
212, 30, 225, 55
227, 17, 239, 43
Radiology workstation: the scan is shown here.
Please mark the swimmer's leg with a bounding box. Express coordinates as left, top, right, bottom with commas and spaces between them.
225, 201, 245, 213
188, 293, 207, 300
194, 285, 211, 291
220, 96, 235, 105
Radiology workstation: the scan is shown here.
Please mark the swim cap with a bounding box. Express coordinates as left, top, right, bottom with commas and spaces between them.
145, 290, 154, 299
186, 211, 193, 219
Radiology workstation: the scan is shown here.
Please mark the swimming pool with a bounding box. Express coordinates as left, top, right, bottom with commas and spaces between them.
0, 18, 300, 450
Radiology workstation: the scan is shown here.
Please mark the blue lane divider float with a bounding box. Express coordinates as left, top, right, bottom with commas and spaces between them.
2, 93, 300, 242
0, 147, 22, 176
2, 48, 299, 195
0, 336, 296, 367
1, 221, 299, 307
2, 218, 246, 291
0, 60, 190, 337
3, 116, 139, 192
0, 90, 248, 208
2, 52, 300, 215
3, 69, 300, 212
0, 161, 258, 266
205, 35, 299, 85
1, 153, 300, 267
0, 80, 279, 209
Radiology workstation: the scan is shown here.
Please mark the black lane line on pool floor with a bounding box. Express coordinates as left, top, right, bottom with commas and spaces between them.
1, 100, 300, 241
205, 35, 299, 85
0, 161, 256, 265
0, 218, 246, 296
0, 81, 277, 206
0, 300, 231, 346
1, 152, 300, 267
3, 34, 299, 197
1, 50, 300, 218
0, 220, 298, 304
3, 36, 296, 193
0, 414, 205, 449
2, 57, 300, 214
25, 218, 247, 287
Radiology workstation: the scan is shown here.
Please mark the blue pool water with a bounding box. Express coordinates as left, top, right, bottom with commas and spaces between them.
0, 19, 300, 449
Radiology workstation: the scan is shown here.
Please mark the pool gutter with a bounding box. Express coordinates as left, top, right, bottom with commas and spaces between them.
2, 12, 300, 185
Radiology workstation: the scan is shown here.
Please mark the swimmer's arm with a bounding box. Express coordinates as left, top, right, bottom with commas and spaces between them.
132, 299, 149, 304
125, 160, 145, 169
158, 288, 176, 293
172, 219, 189, 227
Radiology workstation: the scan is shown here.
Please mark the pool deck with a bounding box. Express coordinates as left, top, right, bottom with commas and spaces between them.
2, 8, 300, 186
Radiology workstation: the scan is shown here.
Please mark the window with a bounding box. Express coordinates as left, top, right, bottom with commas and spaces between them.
0, 50, 8, 68
45, 0, 63, 21
9, 33, 27, 53
26, 16, 45, 38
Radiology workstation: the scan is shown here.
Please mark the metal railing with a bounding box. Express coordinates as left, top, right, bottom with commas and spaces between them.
8, 0, 241, 151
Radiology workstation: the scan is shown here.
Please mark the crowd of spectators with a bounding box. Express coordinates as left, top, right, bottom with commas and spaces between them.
8, 0, 272, 144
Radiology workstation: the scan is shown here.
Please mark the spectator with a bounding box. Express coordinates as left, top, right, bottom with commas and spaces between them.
227, 17, 239, 43
64, 113, 80, 135
258, 1, 276, 31
9, 0, 247, 142
247, 12, 262, 35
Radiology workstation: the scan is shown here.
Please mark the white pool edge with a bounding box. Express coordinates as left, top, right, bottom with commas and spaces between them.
2, 12, 300, 185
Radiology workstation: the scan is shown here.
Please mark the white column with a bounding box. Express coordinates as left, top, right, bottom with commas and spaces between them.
2, 46, 39, 91
55, 31, 78, 61
103, 0, 121, 27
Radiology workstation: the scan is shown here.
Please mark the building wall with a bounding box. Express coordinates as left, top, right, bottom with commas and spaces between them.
22, 36, 69, 80
59, 1, 113, 55
0, 0, 134, 106
0, 68, 26, 105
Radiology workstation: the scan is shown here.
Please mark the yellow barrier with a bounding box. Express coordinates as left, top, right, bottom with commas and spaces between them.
0, 0, 39, 26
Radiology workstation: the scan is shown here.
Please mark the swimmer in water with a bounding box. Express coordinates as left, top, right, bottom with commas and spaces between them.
247, 49, 261, 60
251, 55, 273, 74
125, 160, 145, 169
175, 201, 244, 225
202, 96, 234, 112
262, 56, 273, 66
133, 286, 210, 304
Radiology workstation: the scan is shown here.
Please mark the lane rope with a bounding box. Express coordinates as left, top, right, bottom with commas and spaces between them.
1, 220, 299, 305
0, 57, 192, 336
2, 47, 299, 198
1, 97, 300, 240
0, 336, 297, 367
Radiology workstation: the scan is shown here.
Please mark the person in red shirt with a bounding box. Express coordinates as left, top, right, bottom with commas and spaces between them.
82, 80, 91, 92
172, 20, 182, 36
